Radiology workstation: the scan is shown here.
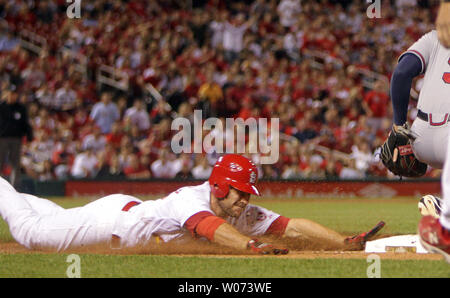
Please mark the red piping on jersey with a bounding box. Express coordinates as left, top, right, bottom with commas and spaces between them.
408, 50, 426, 73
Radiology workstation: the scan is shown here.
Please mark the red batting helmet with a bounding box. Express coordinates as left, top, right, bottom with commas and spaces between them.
209, 154, 260, 198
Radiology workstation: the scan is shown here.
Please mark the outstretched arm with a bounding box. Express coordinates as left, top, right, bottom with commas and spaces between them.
212, 222, 288, 254
185, 212, 288, 254
212, 221, 252, 250
216, 218, 349, 252
282, 218, 347, 249
278, 218, 385, 250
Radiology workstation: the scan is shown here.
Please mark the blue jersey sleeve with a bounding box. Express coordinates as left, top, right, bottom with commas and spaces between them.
390, 53, 423, 125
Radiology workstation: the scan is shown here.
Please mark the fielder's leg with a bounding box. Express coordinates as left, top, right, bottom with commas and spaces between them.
438, 128, 450, 231
418, 131, 450, 262
440, 153, 450, 231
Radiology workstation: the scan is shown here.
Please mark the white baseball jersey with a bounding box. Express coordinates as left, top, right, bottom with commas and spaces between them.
0, 177, 282, 251
113, 182, 281, 247
400, 30, 450, 113
399, 30, 450, 169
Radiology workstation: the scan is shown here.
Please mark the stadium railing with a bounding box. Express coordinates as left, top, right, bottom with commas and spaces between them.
60, 47, 88, 79
303, 49, 389, 89
18, 29, 47, 55
96, 64, 129, 92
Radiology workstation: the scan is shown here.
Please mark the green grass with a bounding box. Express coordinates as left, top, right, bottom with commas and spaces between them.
0, 196, 449, 278
0, 254, 448, 278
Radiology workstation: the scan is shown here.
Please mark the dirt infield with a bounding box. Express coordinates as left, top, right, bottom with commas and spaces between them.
0, 241, 444, 261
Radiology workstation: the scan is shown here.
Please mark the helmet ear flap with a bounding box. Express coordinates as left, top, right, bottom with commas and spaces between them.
211, 181, 229, 199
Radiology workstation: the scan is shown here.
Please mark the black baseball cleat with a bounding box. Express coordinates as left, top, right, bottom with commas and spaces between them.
418, 195, 442, 219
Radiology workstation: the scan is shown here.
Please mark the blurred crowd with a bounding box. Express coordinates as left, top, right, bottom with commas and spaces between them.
0, 0, 443, 182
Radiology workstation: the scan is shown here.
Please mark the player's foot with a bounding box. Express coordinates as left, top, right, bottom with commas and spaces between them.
418, 216, 450, 263
418, 195, 442, 219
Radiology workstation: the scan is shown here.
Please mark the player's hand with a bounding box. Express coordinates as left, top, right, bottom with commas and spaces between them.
436, 2, 450, 48
392, 123, 418, 141
247, 239, 289, 255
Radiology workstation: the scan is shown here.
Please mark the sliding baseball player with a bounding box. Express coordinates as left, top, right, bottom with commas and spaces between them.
0, 154, 381, 254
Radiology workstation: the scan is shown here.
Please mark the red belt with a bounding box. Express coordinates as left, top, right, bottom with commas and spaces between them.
111, 201, 141, 248
121, 201, 141, 211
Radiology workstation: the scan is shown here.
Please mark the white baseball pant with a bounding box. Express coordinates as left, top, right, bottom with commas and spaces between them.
0, 176, 141, 251
411, 113, 450, 169
440, 132, 450, 231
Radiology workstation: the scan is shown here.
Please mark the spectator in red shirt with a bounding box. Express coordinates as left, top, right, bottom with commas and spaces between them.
224, 74, 253, 118
236, 96, 255, 120
105, 122, 125, 149
362, 79, 390, 130
52, 140, 74, 180
123, 153, 151, 179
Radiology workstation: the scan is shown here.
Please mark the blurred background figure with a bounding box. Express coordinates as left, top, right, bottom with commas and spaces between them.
89, 92, 120, 134
151, 148, 178, 179
0, 90, 33, 188
192, 155, 213, 180
0, 0, 441, 182
124, 99, 151, 133
70, 147, 99, 179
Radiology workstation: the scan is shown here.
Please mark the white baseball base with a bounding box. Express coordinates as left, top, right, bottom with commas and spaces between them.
365, 234, 429, 254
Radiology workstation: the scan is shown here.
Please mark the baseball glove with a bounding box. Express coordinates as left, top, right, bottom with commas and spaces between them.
380, 123, 427, 178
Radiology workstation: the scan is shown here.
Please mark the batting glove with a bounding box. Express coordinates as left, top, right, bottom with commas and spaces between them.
344, 232, 368, 249
344, 221, 386, 250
